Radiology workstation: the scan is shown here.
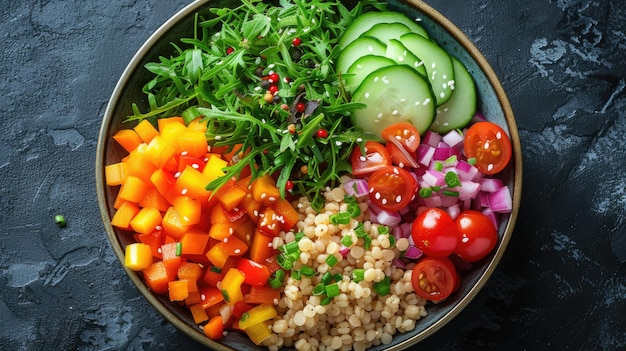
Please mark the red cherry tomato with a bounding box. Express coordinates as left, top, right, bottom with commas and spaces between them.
381, 123, 421, 152
411, 208, 458, 257
386, 142, 418, 168
454, 210, 498, 262
350, 141, 392, 177
411, 256, 459, 302
463, 121, 512, 175
367, 166, 417, 212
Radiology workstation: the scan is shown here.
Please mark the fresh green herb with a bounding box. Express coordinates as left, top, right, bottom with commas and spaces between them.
128, 0, 385, 210
352, 268, 365, 282
269, 269, 286, 289
325, 282, 340, 298
341, 235, 353, 247
373, 276, 391, 296
54, 214, 66, 228
329, 212, 351, 225
299, 265, 316, 277
325, 254, 338, 267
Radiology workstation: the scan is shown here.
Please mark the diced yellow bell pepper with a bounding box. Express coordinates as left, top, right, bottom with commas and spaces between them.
124, 243, 153, 271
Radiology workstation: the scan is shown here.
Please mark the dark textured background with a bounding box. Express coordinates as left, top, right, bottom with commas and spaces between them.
1, 0, 625, 350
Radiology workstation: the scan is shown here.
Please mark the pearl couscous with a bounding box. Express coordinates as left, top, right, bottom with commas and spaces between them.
262, 186, 428, 351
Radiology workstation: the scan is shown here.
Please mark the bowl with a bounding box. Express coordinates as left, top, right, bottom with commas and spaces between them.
96, 0, 522, 350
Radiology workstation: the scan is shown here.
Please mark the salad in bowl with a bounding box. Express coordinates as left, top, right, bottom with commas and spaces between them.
96, 0, 522, 350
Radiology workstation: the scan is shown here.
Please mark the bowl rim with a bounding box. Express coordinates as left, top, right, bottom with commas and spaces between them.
95, 0, 522, 350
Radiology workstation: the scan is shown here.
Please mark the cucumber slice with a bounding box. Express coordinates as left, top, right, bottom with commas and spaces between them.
345, 55, 396, 92
362, 22, 411, 45
385, 39, 427, 76
336, 36, 386, 75
430, 57, 477, 133
400, 32, 455, 106
351, 65, 436, 135
339, 11, 429, 50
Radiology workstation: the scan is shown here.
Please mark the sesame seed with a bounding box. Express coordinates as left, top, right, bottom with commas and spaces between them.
395, 195, 402, 203
215, 135, 222, 140
369, 187, 374, 193
192, 163, 199, 169
261, 193, 267, 199
484, 142, 490, 149
392, 110, 399, 115
181, 151, 188, 156
375, 192, 381, 200
356, 138, 363, 142
431, 62, 436, 69
393, 168, 400, 175
365, 92, 370, 99
496, 131, 502, 139
183, 216, 189, 222
268, 196, 276, 202
381, 198, 388, 205
234, 249, 241, 254
367, 45, 374, 52
377, 113, 383, 119
181, 188, 188, 195
360, 156, 367, 162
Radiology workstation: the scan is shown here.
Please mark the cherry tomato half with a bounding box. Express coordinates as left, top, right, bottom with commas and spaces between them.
367, 166, 417, 212
411, 208, 458, 257
411, 256, 459, 302
454, 210, 498, 262
463, 121, 512, 175
382, 123, 420, 168
350, 141, 392, 177
381, 123, 421, 152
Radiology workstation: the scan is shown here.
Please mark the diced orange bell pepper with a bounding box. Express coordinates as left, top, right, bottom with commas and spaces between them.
245, 285, 280, 305
112, 129, 142, 153
111, 201, 140, 230
251, 174, 281, 206
145, 135, 176, 169
150, 168, 177, 201
136, 230, 163, 259
189, 303, 209, 324
233, 219, 256, 246
117, 175, 150, 204
220, 268, 246, 305
139, 188, 170, 213
186, 117, 208, 133
185, 291, 202, 306
202, 155, 228, 182
124, 243, 153, 271
215, 178, 248, 212
274, 198, 300, 231
105, 162, 128, 186
125, 144, 156, 183
134, 119, 160, 144
199, 286, 225, 309
208, 223, 235, 241
175, 166, 211, 200
157, 116, 185, 132
180, 229, 210, 256
177, 154, 206, 173
232, 301, 254, 319
130, 207, 162, 234
249, 229, 278, 263
143, 261, 171, 294
205, 243, 230, 268
177, 261, 203, 281
203, 315, 224, 341
168, 279, 189, 301
161, 206, 189, 240
244, 320, 272, 345
161, 242, 182, 280
219, 235, 249, 257
257, 207, 281, 237
160, 121, 187, 153
179, 129, 209, 158
171, 196, 201, 226
240, 193, 262, 223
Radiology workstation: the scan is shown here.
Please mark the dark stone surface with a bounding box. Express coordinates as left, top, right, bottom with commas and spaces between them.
1, 0, 624, 350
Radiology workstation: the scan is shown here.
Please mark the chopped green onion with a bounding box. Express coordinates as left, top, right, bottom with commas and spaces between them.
210, 266, 222, 273
355, 224, 368, 238
295, 232, 306, 242
280, 241, 300, 255
434, 161, 443, 171
329, 212, 351, 225
387, 234, 396, 248
176, 242, 182, 256
373, 276, 391, 296
269, 270, 286, 289
326, 255, 338, 267
444, 155, 458, 165
291, 269, 302, 280
325, 282, 340, 298
363, 236, 372, 250
467, 157, 477, 165
333, 273, 342, 282
54, 214, 66, 228
322, 271, 333, 285
419, 188, 433, 198
344, 195, 358, 204
221, 289, 230, 302
442, 189, 460, 197
341, 235, 353, 247
445, 171, 461, 188
276, 253, 294, 270
378, 225, 390, 235
320, 296, 333, 306
313, 283, 326, 295
352, 269, 365, 282
300, 265, 316, 277
348, 203, 361, 218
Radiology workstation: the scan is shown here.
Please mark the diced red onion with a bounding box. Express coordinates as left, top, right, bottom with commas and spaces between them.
432, 146, 453, 161
439, 194, 459, 207
423, 194, 442, 208
339, 247, 350, 259
472, 111, 487, 123
442, 129, 464, 148
479, 178, 504, 193
488, 185, 512, 213
446, 203, 461, 219
481, 207, 499, 228
457, 180, 481, 201
422, 170, 446, 187
343, 178, 370, 200
403, 245, 423, 259
392, 258, 407, 269
455, 160, 479, 181
393, 222, 412, 240
417, 144, 435, 166
372, 208, 402, 227
422, 130, 442, 147
475, 191, 491, 208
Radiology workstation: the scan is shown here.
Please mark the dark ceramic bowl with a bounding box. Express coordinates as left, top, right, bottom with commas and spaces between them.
96, 1, 522, 350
